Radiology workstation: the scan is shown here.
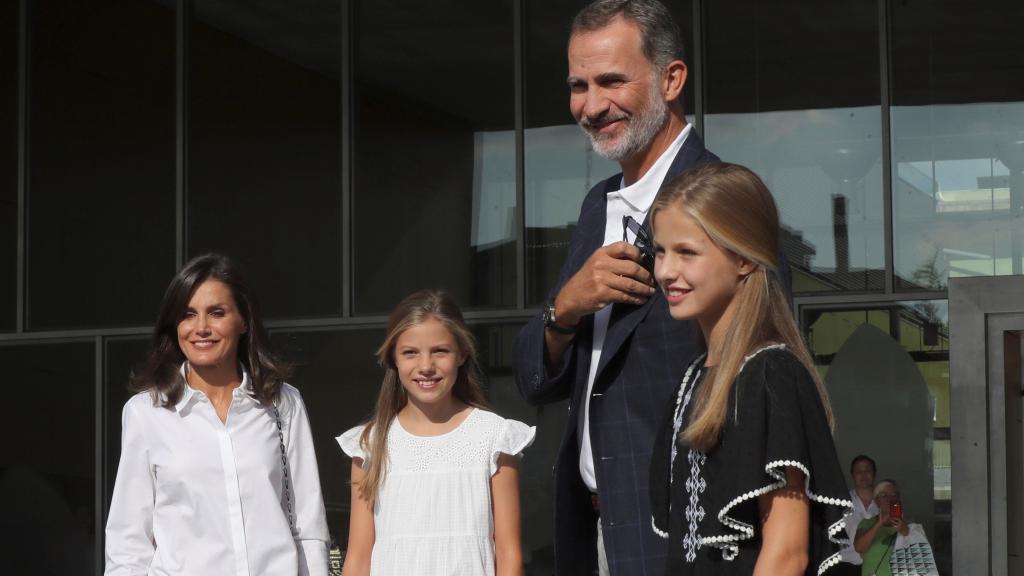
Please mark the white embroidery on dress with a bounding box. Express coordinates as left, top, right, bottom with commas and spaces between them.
661, 355, 706, 561
682, 448, 706, 561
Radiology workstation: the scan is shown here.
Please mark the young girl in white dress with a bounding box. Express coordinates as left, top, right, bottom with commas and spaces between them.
338, 290, 535, 576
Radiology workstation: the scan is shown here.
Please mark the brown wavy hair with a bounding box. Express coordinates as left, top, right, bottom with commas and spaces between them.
129, 253, 290, 407
651, 162, 834, 451
355, 290, 489, 504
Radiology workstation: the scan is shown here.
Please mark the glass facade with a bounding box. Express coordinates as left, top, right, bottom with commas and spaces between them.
890, 0, 1024, 289
353, 0, 517, 314
28, 0, 176, 330
804, 302, 951, 575
1, 0, 1020, 573
704, 0, 885, 293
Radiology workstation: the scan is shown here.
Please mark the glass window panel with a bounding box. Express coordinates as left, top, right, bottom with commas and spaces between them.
804, 301, 951, 575
705, 0, 884, 294
188, 0, 343, 319
891, 0, 1024, 289
1, 1, 15, 331
271, 328, 383, 546
103, 337, 149, 511
0, 341, 95, 572
523, 0, 695, 305
352, 1, 516, 314
471, 321, 564, 575
28, 0, 175, 330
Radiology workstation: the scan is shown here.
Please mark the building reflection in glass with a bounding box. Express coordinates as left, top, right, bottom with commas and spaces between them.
706, 107, 885, 293
893, 102, 1024, 289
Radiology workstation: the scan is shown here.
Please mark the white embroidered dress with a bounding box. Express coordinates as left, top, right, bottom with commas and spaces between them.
337, 408, 535, 576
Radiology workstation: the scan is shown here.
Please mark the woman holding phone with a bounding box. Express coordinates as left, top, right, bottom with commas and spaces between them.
854, 480, 916, 576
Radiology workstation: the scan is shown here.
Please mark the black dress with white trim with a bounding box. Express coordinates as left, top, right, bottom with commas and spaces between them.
650, 345, 853, 575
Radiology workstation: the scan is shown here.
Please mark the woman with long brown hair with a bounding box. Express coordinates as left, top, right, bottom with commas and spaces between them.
105, 253, 330, 576
338, 290, 535, 576
647, 163, 852, 575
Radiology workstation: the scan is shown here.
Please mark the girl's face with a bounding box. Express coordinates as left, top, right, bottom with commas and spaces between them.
652, 204, 753, 324
177, 279, 247, 370
393, 317, 466, 408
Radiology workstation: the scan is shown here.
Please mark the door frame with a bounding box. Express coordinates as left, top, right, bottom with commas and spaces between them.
949, 275, 1024, 576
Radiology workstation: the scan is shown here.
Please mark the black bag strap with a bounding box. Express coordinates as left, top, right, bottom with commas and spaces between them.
271, 405, 296, 534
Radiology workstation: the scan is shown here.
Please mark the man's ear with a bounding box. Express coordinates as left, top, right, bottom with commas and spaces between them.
662, 59, 687, 101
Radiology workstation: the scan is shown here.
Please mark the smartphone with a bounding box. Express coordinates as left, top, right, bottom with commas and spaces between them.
889, 501, 903, 521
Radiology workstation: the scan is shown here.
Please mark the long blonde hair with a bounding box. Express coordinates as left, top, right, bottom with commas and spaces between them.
355, 290, 489, 503
650, 162, 834, 451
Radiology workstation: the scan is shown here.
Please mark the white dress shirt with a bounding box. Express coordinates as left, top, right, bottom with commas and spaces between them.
840, 488, 879, 565
105, 364, 330, 576
579, 124, 692, 491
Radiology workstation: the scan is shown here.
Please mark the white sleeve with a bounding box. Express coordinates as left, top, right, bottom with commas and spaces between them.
284, 387, 331, 576
490, 418, 536, 476
104, 399, 156, 576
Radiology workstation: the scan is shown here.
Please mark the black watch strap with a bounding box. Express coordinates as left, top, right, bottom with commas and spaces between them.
543, 303, 577, 334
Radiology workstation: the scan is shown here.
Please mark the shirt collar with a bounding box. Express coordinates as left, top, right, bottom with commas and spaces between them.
614, 123, 692, 213
173, 362, 253, 415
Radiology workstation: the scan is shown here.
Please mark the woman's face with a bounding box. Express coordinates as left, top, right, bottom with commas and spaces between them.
875, 484, 901, 508
177, 279, 247, 370
653, 204, 752, 323
393, 317, 465, 409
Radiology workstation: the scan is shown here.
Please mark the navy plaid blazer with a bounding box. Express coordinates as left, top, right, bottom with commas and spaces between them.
513, 131, 719, 576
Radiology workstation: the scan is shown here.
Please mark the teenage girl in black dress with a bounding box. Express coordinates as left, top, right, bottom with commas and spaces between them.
648, 162, 852, 575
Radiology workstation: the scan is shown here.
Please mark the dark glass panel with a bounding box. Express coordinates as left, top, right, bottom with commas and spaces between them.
0, 1, 16, 331
271, 328, 383, 547
352, 0, 516, 314
705, 0, 884, 294
523, 0, 695, 305
804, 302, 951, 575
891, 0, 1024, 289
188, 0, 343, 319
103, 337, 149, 513
28, 0, 175, 329
471, 321, 566, 575
0, 341, 95, 573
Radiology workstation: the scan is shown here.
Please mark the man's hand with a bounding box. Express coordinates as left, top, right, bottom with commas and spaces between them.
554, 241, 656, 328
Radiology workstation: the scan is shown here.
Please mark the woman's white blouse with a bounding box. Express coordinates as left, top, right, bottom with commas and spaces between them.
105, 367, 330, 576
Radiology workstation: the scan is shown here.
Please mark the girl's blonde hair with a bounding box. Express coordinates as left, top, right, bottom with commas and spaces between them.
355, 290, 489, 503
650, 162, 835, 451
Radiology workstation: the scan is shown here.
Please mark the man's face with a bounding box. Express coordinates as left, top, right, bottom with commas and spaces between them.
567, 17, 669, 162
851, 459, 876, 490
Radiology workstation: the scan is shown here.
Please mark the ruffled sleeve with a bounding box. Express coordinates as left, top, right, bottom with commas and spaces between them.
335, 425, 368, 469
490, 418, 536, 476
705, 346, 853, 573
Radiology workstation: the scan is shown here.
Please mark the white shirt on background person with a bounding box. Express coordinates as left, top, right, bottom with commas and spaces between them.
840, 488, 880, 565
105, 364, 330, 576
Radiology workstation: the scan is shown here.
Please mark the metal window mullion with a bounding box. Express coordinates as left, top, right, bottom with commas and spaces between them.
340, 0, 352, 317
16, 0, 28, 333
879, 0, 895, 294
94, 335, 104, 576
692, 0, 705, 136
176, 0, 190, 268
513, 0, 525, 310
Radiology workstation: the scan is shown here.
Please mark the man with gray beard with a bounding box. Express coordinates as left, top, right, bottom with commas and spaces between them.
512, 1, 718, 575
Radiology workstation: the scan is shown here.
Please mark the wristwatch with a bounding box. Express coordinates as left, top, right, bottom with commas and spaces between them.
543, 302, 578, 335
